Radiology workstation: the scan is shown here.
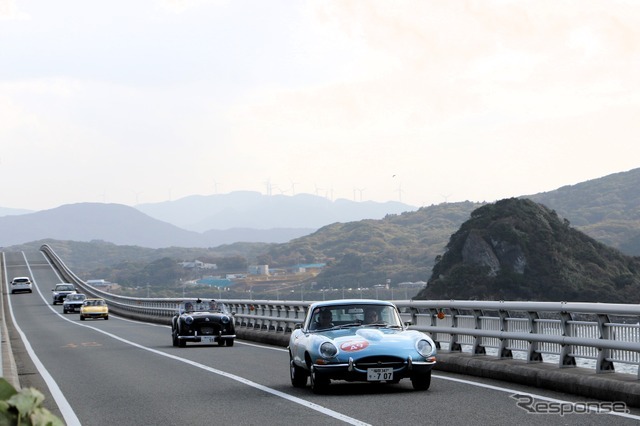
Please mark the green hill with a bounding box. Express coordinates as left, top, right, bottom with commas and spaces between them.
414, 198, 640, 303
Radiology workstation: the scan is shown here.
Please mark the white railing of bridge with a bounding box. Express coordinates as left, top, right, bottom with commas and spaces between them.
41, 244, 640, 379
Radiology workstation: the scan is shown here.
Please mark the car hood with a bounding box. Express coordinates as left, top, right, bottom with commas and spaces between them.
81, 306, 108, 313
64, 300, 85, 305
310, 328, 432, 356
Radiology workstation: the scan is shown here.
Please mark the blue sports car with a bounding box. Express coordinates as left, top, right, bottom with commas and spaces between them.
288, 299, 437, 393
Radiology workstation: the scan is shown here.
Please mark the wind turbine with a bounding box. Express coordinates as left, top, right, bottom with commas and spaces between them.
263, 178, 273, 196
290, 180, 299, 196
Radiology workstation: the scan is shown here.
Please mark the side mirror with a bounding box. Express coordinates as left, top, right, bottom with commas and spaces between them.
295, 324, 302, 330
404, 321, 413, 327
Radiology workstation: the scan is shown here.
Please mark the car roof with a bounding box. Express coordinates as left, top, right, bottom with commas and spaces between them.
308, 299, 396, 310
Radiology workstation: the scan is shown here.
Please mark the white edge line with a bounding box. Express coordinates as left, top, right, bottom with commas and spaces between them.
10, 253, 371, 426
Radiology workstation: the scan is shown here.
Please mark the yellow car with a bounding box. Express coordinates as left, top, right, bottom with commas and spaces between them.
80, 298, 109, 320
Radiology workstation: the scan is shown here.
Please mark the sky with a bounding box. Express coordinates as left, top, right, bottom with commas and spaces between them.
1, 0, 640, 211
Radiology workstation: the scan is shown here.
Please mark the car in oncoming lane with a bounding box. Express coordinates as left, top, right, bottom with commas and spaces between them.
63, 293, 87, 314
171, 299, 236, 347
288, 299, 437, 393
52, 283, 77, 305
10, 276, 33, 294
80, 298, 109, 320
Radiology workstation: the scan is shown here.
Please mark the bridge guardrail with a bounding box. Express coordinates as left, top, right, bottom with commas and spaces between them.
41, 244, 640, 379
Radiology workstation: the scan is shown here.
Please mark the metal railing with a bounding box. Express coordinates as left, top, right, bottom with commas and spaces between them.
41, 244, 640, 378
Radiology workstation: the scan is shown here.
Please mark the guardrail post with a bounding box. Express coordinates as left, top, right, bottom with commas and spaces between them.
449, 308, 461, 352
596, 313, 615, 373
559, 311, 577, 368
527, 311, 542, 362
498, 309, 513, 359
472, 309, 486, 355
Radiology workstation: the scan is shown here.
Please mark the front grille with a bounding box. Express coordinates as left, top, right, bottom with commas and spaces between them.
200, 326, 215, 335
354, 355, 405, 369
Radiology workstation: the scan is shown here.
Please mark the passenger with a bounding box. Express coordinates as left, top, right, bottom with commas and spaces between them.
209, 300, 218, 311
184, 302, 193, 313
364, 308, 380, 324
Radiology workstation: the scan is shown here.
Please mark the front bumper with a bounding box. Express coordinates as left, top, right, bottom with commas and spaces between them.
64, 304, 83, 312
178, 333, 236, 343
313, 356, 435, 381
81, 312, 108, 318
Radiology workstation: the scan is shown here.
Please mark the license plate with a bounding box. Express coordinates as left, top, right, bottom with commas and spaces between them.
367, 368, 393, 381
201, 336, 216, 343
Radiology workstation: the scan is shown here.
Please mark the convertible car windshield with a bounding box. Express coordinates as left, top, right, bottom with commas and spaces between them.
181, 300, 229, 314
307, 303, 402, 331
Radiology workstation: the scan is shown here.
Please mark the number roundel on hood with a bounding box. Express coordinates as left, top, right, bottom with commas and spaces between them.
339, 340, 369, 352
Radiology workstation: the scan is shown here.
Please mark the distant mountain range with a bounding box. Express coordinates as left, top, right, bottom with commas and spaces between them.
3, 168, 640, 255
135, 191, 417, 231
0, 192, 418, 248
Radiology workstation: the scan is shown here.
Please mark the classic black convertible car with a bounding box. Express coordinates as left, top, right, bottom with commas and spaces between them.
171, 299, 236, 347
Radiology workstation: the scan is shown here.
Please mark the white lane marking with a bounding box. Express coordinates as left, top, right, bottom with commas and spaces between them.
433, 375, 640, 420
15, 253, 371, 426
2, 252, 82, 426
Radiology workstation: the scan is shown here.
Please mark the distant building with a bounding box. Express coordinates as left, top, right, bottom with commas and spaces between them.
196, 277, 233, 288
86, 279, 111, 287
248, 265, 269, 275
179, 260, 217, 270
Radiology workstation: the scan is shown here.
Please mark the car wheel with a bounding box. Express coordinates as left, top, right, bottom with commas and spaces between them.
218, 339, 226, 346
105, 316, 109, 320
310, 366, 329, 394
172, 330, 179, 347
290, 357, 308, 388
80, 315, 85, 321
226, 339, 234, 347
411, 370, 432, 391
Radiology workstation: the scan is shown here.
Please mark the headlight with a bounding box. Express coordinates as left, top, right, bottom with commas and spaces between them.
221, 315, 230, 324
416, 339, 434, 357
184, 315, 194, 325
319, 342, 338, 359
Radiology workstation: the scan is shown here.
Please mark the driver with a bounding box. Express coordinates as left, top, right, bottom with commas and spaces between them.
314, 308, 334, 329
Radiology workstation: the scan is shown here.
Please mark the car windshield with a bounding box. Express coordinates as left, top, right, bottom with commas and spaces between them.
308, 304, 402, 331
67, 295, 85, 301
84, 300, 105, 306
56, 285, 74, 291
181, 300, 228, 314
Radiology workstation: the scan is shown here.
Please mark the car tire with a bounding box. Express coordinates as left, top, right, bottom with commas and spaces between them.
310, 367, 329, 394
105, 316, 109, 320
226, 339, 234, 347
80, 315, 85, 321
411, 370, 432, 391
290, 357, 307, 388
218, 339, 226, 347
172, 330, 179, 347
